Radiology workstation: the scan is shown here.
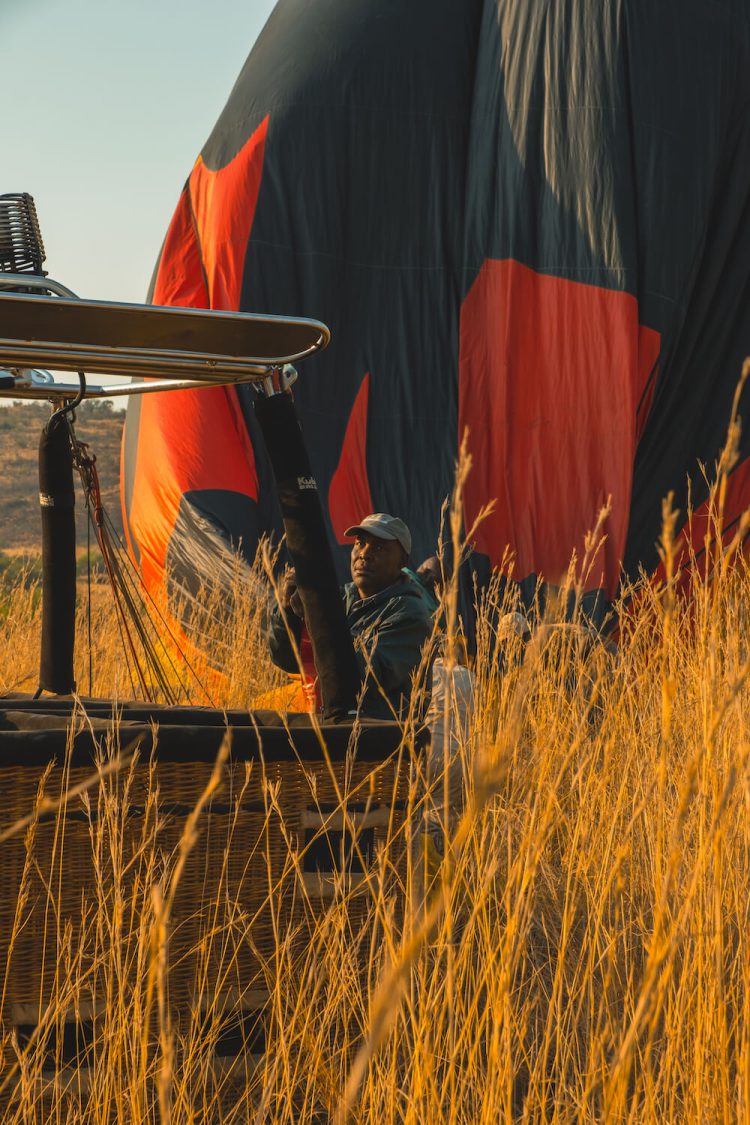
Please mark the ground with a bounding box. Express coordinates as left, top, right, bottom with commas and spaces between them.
0, 400, 124, 550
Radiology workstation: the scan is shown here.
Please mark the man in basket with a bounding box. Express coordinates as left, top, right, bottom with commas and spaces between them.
268, 513, 435, 718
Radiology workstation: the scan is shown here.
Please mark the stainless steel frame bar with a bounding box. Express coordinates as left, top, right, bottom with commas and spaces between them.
0, 368, 291, 400
0, 276, 329, 401
0, 274, 78, 299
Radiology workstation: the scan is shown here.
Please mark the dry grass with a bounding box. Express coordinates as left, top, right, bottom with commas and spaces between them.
3, 399, 750, 1120
0, 548, 287, 705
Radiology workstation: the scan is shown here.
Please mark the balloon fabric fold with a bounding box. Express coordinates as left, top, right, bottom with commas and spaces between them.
122, 0, 750, 617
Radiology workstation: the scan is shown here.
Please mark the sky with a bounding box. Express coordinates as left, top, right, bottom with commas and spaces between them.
4, 0, 276, 304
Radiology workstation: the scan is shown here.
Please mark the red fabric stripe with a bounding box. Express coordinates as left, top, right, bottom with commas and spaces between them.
614, 458, 750, 642
124, 121, 270, 591
458, 259, 660, 597
652, 457, 750, 587
189, 116, 269, 311
151, 185, 210, 311
328, 374, 375, 543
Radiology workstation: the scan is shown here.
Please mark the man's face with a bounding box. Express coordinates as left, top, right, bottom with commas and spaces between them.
350, 532, 406, 598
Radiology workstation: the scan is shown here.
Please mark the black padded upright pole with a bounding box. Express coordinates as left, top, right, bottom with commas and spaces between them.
38, 416, 76, 694
254, 392, 359, 718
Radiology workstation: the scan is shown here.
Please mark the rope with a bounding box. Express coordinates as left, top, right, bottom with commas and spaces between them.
97, 504, 216, 705
69, 424, 215, 707
72, 430, 149, 698
86, 487, 92, 695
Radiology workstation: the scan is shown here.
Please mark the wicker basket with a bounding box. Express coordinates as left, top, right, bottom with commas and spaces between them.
0, 703, 414, 1112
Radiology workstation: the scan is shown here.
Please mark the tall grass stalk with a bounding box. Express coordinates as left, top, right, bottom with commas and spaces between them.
3, 385, 750, 1119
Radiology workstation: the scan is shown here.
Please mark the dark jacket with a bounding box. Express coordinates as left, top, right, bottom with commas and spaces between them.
268, 575, 435, 718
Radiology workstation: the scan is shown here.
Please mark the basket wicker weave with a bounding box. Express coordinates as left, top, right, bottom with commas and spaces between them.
0, 702, 414, 1112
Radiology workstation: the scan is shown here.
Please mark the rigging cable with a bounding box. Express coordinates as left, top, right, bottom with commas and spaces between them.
69, 420, 215, 706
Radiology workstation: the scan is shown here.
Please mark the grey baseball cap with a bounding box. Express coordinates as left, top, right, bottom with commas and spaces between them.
344, 513, 412, 555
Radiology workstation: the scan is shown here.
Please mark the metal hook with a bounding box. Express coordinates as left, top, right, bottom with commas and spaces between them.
47, 370, 86, 431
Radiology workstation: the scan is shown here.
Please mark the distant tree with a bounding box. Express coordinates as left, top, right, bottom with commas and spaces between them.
78, 398, 116, 418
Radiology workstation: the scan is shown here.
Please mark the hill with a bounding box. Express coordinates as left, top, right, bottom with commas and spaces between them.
0, 400, 125, 550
